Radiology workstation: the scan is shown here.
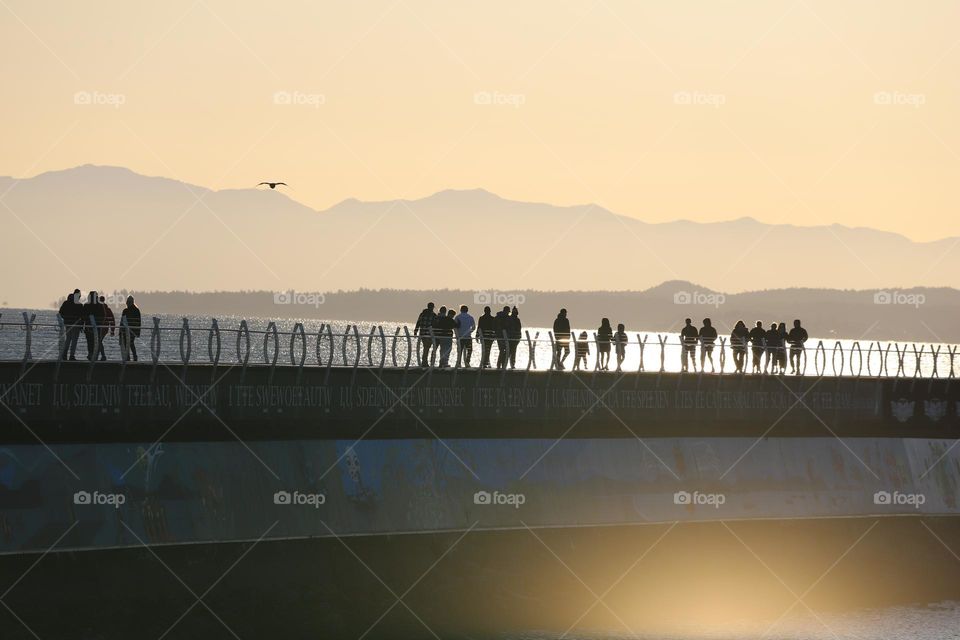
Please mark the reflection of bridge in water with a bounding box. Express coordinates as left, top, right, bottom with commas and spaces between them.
2, 312, 958, 379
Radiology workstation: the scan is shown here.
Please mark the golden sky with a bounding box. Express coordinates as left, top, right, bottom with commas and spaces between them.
1, 0, 958, 241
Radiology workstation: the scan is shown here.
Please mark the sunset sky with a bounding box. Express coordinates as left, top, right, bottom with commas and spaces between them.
2, 0, 958, 241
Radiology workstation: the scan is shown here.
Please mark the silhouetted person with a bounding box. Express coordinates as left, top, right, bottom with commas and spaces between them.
58, 289, 82, 360
82, 291, 105, 361
776, 322, 788, 372
787, 319, 808, 374
680, 318, 699, 372
765, 322, 782, 374
436, 308, 456, 368
699, 318, 718, 372
748, 321, 766, 374
477, 306, 495, 368
454, 305, 475, 368
553, 309, 571, 370
597, 318, 613, 370
573, 331, 590, 370
98, 295, 115, 361
614, 323, 628, 372
506, 306, 522, 369
494, 306, 510, 369
119, 295, 141, 362
730, 320, 749, 373
431, 306, 447, 366
413, 302, 436, 367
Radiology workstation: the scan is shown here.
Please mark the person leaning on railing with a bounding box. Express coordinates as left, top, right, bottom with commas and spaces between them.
413, 302, 436, 367
730, 320, 749, 373
454, 305, 475, 368
787, 319, 808, 375
58, 289, 82, 361
506, 306, 522, 369
119, 296, 142, 362
477, 306, 496, 369
748, 321, 765, 374
552, 308, 571, 370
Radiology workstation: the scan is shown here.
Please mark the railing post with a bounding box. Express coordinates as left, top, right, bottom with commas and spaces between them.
150, 317, 161, 366
292, 322, 306, 368
547, 331, 557, 370
570, 331, 579, 371
208, 319, 221, 366
392, 327, 400, 368
316, 324, 326, 367
21, 311, 35, 362
403, 325, 412, 371
658, 334, 667, 373
814, 341, 825, 376
525, 330, 536, 371
265, 322, 279, 367
638, 334, 646, 372
352, 325, 361, 370
237, 320, 251, 367
378, 326, 387, 371
179, 317, 192, 366
866, 341, 876, 377
592, 332, 600, 371
341, 325, 349, 367
851, 341, 862, 377
326, 324, 335, 372
366, 326, 376, 367
718, 336, 726, 375
930, 344, 940, 378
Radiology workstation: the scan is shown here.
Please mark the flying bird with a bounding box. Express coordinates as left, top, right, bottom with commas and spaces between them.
257, 182, 287, 189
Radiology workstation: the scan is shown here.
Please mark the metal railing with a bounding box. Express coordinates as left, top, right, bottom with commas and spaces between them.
0, 312, 957, 380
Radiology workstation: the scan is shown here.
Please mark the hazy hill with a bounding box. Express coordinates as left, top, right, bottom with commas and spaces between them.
23, 282, 957, 342
2, 165, 959, 310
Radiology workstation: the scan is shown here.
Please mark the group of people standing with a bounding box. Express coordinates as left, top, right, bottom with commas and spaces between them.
414, 302, 522, 369
683, 317, 809, 374
413, 302, 810, 375
57, 290, 142, 361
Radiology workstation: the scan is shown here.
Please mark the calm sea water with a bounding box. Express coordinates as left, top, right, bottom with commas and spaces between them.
0, 309, 952, 378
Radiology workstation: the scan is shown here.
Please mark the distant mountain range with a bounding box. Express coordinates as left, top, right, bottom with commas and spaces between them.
1, 165, 959, 311
19, 282, 957, 342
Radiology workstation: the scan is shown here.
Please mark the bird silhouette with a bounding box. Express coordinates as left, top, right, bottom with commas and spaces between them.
257, 182, 287, 189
